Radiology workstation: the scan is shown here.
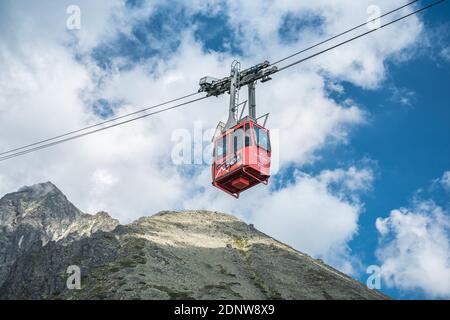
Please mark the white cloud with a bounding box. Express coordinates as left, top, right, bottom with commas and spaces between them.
319, 165, 374, 194
441, 171, 450, 192
376, 200, 450, 298
390, 85, 416, 106
0, 1, 427, 272
441, 46, 450, 62
91, 169, 118, 192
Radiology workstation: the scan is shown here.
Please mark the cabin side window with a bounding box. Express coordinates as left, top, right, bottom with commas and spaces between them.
216, 135, 228, 159
253, 126, 271, 151
233, 127, 244, 153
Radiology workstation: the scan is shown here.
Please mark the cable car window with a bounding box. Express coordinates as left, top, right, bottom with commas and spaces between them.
233, 127, 244, 153
253, 126, 271, 151
216, 135, 227, 159
245, 123, 251, 147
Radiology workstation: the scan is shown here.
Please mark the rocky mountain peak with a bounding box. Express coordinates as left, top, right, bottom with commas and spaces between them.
0, 182, 119, 290
0, 181, 82, 233
16, 181, 62, 199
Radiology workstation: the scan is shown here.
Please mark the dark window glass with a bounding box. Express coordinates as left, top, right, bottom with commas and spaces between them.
233, 127, 244, 153
245, 123, 251, 147
223, 135, 228, 156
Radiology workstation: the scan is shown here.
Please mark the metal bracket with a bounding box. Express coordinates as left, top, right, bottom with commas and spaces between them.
256, 113, 270, 127
238, 101, 248, 121
212, 121, 226, 141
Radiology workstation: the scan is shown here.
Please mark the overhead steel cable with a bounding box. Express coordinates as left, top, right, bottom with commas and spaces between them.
0, 91, 201, 157
275, 0, 445, 73
270, 0, 421, 66
0, 95, 209, 162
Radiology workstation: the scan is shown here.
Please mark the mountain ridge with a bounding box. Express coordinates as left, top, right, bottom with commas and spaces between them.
0, 182, 388, 300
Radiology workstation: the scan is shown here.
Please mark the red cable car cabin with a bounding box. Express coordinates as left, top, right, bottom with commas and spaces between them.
212, 119, 271, 198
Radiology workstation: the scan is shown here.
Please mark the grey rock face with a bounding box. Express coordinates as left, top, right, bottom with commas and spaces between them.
0, 182, 119, 289
0, 183, 387, 300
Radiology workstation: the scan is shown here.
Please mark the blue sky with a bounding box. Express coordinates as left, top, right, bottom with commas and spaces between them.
1, 0, 449, 299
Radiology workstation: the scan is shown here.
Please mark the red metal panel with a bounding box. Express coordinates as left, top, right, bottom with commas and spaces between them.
231, 177, 250, 189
